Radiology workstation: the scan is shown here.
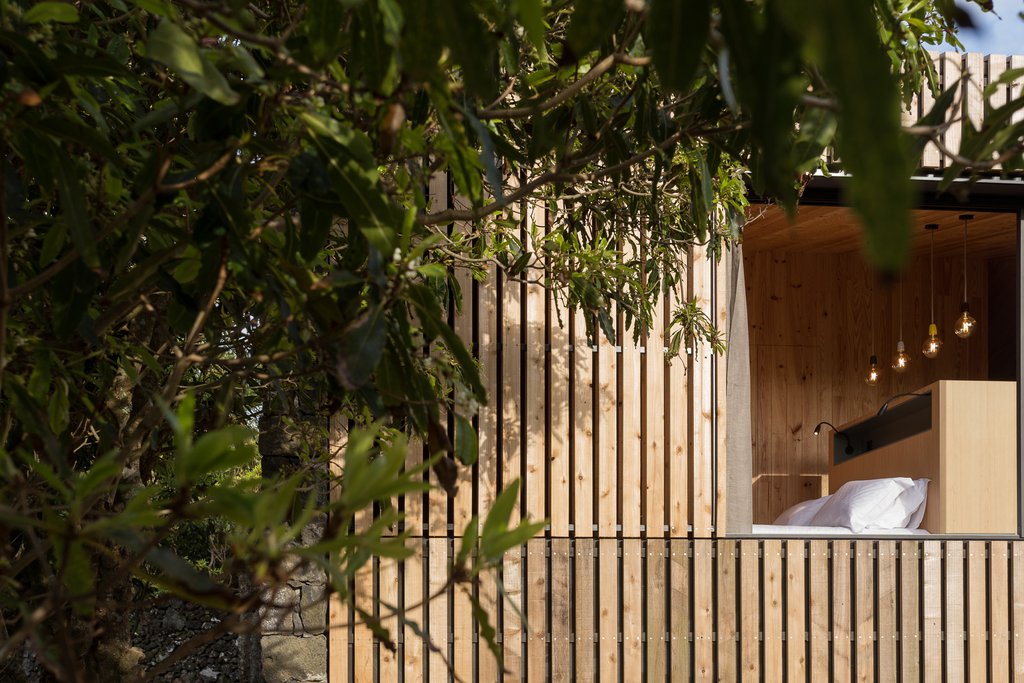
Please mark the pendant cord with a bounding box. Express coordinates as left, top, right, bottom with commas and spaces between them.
899, 276, 903, 340
963, 218, 968, 302
930, 230, 935, 323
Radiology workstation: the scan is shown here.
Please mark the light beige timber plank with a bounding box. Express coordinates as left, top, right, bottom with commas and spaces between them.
968, 540, 987, 682
403, 539, 425, 682
808, 539, 829, 683
576, 538, 597, 683
942, 53, 965, 167
923, 540, 942, 683
670, 539, 692, 682
964, 53, 986, 135
477, 568, 500, 681
900, 541, 921, 683
876, 541, 897, 683
785, 540, 806, 683
1011, 56, 1024, 126
524, 203, 547, 528
921, 51, 943, 167
854, 541, 874, 683
690, 245, 714, 537
763, 539, 783, 683
549, 292, 571, 537
379, 556, 400, 682
714, 251, 728, 533
693, 538, 714, 682
833, 540, 852, 683
551, 538, 572, 683
740, 539, 761, 682
645, 282, 667, 538
451, 194, 475, 537
647, 538, 668, 681
598, 538, 619, 682
427, 538, 449, 682
947, 541, 966, 683
718, 540, 738, 683
478, 260, 500, 528
427, 173, 450, 539
1015, 542, 1024, 682
574, 308, 595, 537
988, 56, 1008, 171
623, 539, 643, 680
667, 281, 689, 536
328, 414, 350, 683
991, 541, 1010, 683
621, 335, 643, 538
503, 545, 524, 681
597, 318, 618, 538
502, 267, 522, 532
451, 546, 472, 682
526, 538, 547, 683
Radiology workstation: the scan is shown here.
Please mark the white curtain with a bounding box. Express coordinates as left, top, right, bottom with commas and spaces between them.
724, 243, 753, 533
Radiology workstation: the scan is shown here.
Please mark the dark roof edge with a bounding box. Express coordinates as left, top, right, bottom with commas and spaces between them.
790, 171, 1024, 212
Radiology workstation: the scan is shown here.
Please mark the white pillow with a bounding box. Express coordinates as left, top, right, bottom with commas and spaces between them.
774, 495, 831, 525
903, 479, 930, 529
810, 478, 924, 532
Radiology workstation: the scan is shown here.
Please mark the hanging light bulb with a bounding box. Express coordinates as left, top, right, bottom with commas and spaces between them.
892, 276, 910, 372
865, 355, 881, 385
921, 223, 942, 359
954, 214, 978, 338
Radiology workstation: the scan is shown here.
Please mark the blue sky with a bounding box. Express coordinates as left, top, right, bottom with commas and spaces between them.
949, 0, 1024, 54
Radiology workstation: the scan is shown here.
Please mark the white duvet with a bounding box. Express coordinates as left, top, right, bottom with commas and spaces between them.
765, 477, 930, 534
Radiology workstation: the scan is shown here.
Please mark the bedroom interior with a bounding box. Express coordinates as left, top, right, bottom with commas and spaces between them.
742, 203, 1019, 532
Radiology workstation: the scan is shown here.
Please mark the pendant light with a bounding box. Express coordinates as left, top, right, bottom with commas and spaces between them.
922, 223, 942, 358
954, 213, 978, 338
892, 275, 910, 372
865, 277, 880, 385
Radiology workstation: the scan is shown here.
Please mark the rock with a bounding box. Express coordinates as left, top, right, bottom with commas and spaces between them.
299, 584, 327, 634
260, 635, 326, 683
163, 608, 187, 631
199, 667, 219, 681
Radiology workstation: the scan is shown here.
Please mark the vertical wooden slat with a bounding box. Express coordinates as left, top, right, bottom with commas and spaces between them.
964, 53, 985, 135
923, 540, 942, 683
901, 541, 922, 683
1012, 542, 1024, 682
876, 541, 897, 683
989, 55, 1008, 171
786, 540, 806, 683
551, 538, 572, 683
623, 539, 644, 680
379, 557, 400, 683
714, 253, 728, 533
451, 197, 474, 539
502, 267, 522, 534
622, 338, 643, 538
599, 538, 619, 682
478, 556, 501, 681
645, 281, 667, 539
809, 539, 830, 682
942, 53, 964, 167
718, 540, 739, 683
947, 541, 966, 683
576, 538, 597, 683
328, 414, 351, 683
428, 174, 449, 539
404, 539, 425, 681
854, 541, 874, 683
833, 540, 852, 683
354, 496, 375, 682
574, 313, 595, 537
763, 539, 783, 683
526, 538, 547, 683
503, 546, 524, 681
921, 51, 943, 167
968, 540, 988, 682
647, 539, 668, 682
478, 262, 500, 528
1010, 56, 1024, 126
991, 541, 1011, 683
690, 246, 714, 536
452, 568, 472, 683
670, 538, 692, 682
524, 205, 546, 528
740, 539, 761, 682
597, 323, 618, 538
427, 538, 449, 683
550, 297, 571, 538
693, 538, 714, 681
667, 283, 689, 536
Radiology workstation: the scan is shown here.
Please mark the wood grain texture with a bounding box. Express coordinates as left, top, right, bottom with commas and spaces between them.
1012, 542, 1024, 682
667, 284, 690, 536
854, 542, 874, 683
833, 541, 852, 683
647, 539, 668, 682
575, 539, 597, 683
990, 541, 1011, 683
598, 538, 619, 683
503, 545, 524, 681
574, 316, 595, 536
808, 540, 829, 683
526, 538, 547, 683
403, 540, 425, 681
670, 539, 692, 682
967, 540, 987, 682
946, 541, 966, 683
785, 540, 806, 683
597, 323, 618, 537
876, 541, 897, 683
379, 557, 400, 683
549, 296, 571, 537
922, 540, 942, 683
622, 539, 643, 681
740, 539, 761, 682
645, 288, 667, 537
762, 539, 783, 683
718, 540, 739, 683
427, 538, 449, 682
693, 538, 714, 682
524, 204, 547, 528
900, 541, 922, 683
691, 245, 714, 537
551, 539, 572, 682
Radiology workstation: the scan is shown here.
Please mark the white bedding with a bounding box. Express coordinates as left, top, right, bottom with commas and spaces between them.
752, 524, 930, 536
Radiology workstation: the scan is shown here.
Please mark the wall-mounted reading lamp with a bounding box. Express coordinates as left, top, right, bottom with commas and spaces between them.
813, 421, 854, 455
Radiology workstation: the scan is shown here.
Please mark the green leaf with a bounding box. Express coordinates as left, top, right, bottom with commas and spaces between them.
306, 0, 347, 62
52, 154, 97, 269
61, 540, 94, 615
47, 378, 69, 435
146, 20, 240, 105
454, 415, 477, 466
177, 425, 256, 484
481, 479, 519, 541
514, 0, 548, 61
23, 2, 79, 23
646, 0, 710, 94
430, 0, 497, 99
566, 0, 623, 60
335, 306, 387, 390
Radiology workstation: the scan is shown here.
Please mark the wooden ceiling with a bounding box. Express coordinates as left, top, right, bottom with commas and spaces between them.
742, 204, 1018, 258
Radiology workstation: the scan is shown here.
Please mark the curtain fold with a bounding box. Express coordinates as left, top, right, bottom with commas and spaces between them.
725, 244, 753, 533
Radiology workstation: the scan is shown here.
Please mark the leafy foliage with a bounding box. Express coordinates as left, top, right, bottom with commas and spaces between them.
0, 0, 1015, 679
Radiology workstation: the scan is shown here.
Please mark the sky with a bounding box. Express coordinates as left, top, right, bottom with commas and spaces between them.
949, 0, 1024, 54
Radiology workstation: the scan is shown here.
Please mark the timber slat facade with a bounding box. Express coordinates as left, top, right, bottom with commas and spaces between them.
326, 53, 1024, 681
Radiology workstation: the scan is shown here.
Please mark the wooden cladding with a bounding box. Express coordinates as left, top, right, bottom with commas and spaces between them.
329, 537, 1024, 682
